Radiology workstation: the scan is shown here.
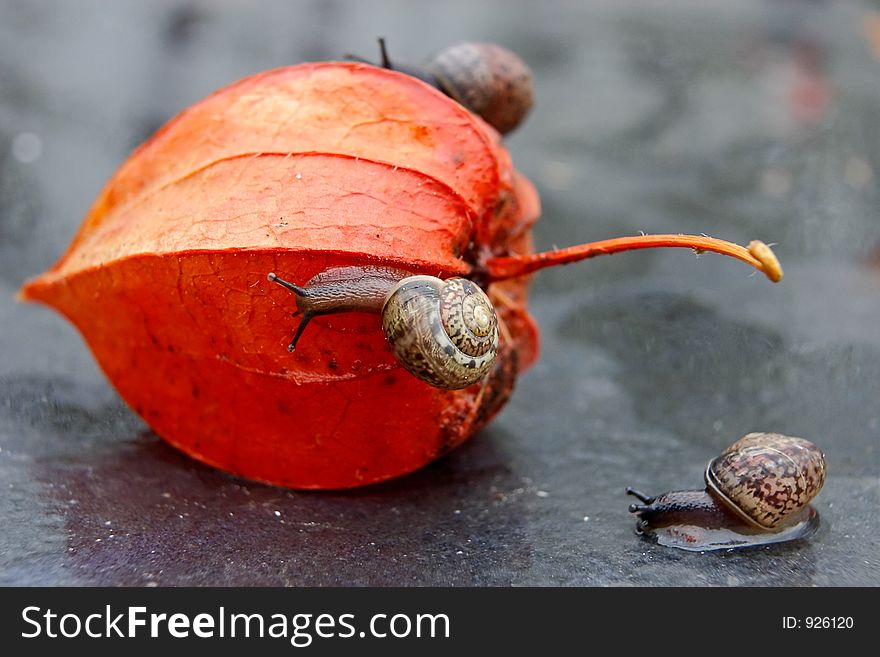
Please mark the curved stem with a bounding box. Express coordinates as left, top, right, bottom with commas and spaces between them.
485, 235, 783, 283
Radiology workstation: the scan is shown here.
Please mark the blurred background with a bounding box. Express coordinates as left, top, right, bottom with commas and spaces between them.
1, 0, 878, 585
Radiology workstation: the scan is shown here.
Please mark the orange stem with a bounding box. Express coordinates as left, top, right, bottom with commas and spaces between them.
485, 234, 783, 283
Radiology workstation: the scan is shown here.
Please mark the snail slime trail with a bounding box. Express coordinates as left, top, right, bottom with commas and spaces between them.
627, 434, 826, 551
19, 41, 785, 490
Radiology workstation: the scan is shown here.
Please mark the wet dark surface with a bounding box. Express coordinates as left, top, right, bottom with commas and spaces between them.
1, 0, 878, 585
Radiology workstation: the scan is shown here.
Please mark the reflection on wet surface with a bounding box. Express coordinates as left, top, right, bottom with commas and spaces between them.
4, 377, 533, 586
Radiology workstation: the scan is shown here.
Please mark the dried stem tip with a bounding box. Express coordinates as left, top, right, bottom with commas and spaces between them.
485, 234, 784, 283
747, 240, 783, 282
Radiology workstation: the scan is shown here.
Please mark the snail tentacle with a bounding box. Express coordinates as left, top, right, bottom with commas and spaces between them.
267, 272, 315, 350
625, 488, 655, 505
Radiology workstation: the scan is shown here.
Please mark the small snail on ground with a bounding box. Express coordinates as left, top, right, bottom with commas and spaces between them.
267, 267, 499, 389
347, 38, 534, 134
626, 433, 827, 551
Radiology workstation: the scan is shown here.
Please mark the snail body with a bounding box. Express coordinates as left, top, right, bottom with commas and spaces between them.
267, 267, 499, 389
627, 433, 826, 551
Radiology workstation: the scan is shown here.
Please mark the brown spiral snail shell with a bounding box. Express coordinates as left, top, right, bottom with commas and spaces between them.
426, 42, 534, 135
626, 433, 827, 551
382, 275, 498, 389
267, 266, 499, 390
348, 39, 534, 134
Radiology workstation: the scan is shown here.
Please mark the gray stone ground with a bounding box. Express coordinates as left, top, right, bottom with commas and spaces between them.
1, 0, 878, 585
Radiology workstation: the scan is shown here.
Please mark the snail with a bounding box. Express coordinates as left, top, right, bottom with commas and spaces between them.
626, 433, 826, 551
267, 267, 498, 389
347, 38, 534, 134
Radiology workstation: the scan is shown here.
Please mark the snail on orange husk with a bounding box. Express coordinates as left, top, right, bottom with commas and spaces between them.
19, 42, 783, 489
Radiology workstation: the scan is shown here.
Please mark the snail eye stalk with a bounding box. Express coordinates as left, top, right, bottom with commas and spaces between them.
267, 273, 314, 351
